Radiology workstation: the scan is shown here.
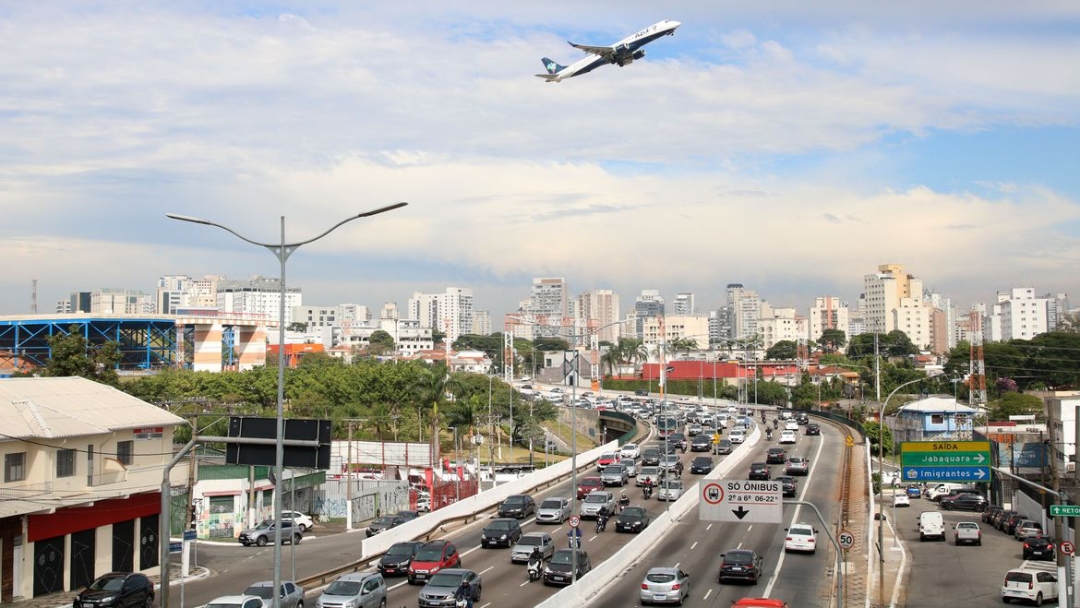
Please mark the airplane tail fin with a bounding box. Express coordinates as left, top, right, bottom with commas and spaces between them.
541, 57, 567, 74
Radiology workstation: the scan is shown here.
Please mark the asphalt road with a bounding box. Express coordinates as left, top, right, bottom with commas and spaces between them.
589, 419, 846, 608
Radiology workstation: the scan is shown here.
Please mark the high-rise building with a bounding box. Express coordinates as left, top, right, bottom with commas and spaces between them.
90, 288, 154, 314
758, 306, 805, 350
673, 292, 695, 316
217, 275, 302, 326
407, 287, 475, 345
54, 299, 72, 313
67, 291, 91, 313
472, 310, 492, 336
808, 296, 849, 345
1045, 292, 1071, 331
892, 297, 932, 349
996, 288, 1049, 341
863, 264, 924, 334
579, 289, 621, 344
634, 290, 665, 338
727, 284, 762, 340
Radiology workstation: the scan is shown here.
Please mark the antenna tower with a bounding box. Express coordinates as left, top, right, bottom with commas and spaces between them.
969, 310, 988, 407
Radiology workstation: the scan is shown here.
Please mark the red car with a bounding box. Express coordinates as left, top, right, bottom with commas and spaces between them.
407, 540, 461, 585
596, 451, 619, 470
577, 476, 604, 499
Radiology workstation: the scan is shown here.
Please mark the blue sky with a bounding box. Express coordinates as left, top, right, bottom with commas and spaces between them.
1, 1, 1079, 322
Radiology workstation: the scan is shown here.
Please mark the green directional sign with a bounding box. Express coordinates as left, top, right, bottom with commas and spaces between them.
901, 451, 989, 467
1051, 504, 1080, 517
900, 441, 993, 483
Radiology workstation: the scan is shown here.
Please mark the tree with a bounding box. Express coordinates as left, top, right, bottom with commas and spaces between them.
669, 337, 698, 358
819, 328, 847, 353
863, 421, 895, 455
883, 330, 918, 358
412, 363, 460, 458
765, 340, 797, 360
286, 322, 308, 332
41, 325, 123, 387
533, 337, 570, 352
989, 392, 1044, 421
368, 330, 395, 356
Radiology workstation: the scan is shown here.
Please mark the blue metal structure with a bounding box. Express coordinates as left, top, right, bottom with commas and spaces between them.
0, 316, 178, 374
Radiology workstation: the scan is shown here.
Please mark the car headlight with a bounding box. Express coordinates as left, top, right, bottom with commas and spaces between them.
500, 535, 507, 539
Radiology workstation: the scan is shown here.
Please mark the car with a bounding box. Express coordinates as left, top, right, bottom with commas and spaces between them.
714, 439, 733, 455
280, 510, 315, 533
511, 531, 555, 563
243, 581, 304, 608
365, 514, 407, 537
481, 518, 522, 548
315, 572, 385, 608
620, 443, 641, 459
543, 549, 591, 586
718, 549, 764, 584
765, 448, 786, 464
748, 462, 771, 480
73, 572, 154, 608
669, 433, 688, 451
657, 479, 684, 501
415, 496, 432, 513
1003, 513, 1027, 536
619, 458, 639, 477
1001, 568, 1058, 605
407, 540, 462, 585
638, 466, 663, 487
894, 493, 910, 507
779, 430, 797, 444
238, 520, 302, 546
635, 389, 650, 396
796, 413, 809, 425
498, 494, 536, 519
577, 476, 604, 499
378, 541, 424, 577
905, 485, 922, 499
997, 511, 1022, 532
601, 464, 629, 486
688, 423, 703, 437
786, 456, 810, 476
784, 523, 818, 554
1023, 534, 1055, 561
1014, 520, 1044, 541
580, 491, 616, 518
690, 456, 713, 474
690, 435, 712, 451
953, 521, 982, 546
396, 509, 421, 522
983, 505, 1004, 524
805, 423, 821, 436
659, 454, 681, 473
204, 596, 265, 608
785, 421, 800, 431
615, 505, 651, 532
641, 447, 662, 466
729, 429, 747, 444
639, 567, 690, 605
941, 493, 989, 512
776, 475, 797, 498
536, 497, 572, 524
418, 568, 481, 608
597, 451, 620, 469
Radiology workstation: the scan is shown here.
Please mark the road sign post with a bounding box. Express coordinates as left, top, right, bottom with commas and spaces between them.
568, 515, 580, 528
1061, 541, 1075, 555
900, 441, 992, 483
699, 479, 782, 523
838, 530, 855, 550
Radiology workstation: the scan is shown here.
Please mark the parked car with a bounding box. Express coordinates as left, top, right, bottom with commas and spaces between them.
498, 494, 537, 519
639, 567, 690, 605
280, 510, 315, 533
407, 540, 462, 585
536, 497, 572, 524
601, 464, 629, 487
204, 596, 264, 608
1023, 534, 1056, 561
690, 456, 714, 474
765, 448, 786, 464
1003, 513, 1027, 536
243, 581, 304, 608
73, 572, 154, 608
983, 506, 1004, 524
657, 478, 684, 501
1014, 520, 1044, 541
749, 462, 771, 480
377, 541, 424, 577
481, 518, 522, 548
1001, 568, 1058, 605
776, 475, 797, 498
718, 549, 764, 584
953, 521, 982, 546
238, 520, 301, 546
511, 531, 554, 563
996, 510, 1021, 532
366, 514, 407, 537
783, 523, 818, 554
418, 569, 481, 608
616, 506, 650, 533
543, 549, 591, 586
786, 456, 810, 476
576, 476, 604, 499
315, 573, 388, 608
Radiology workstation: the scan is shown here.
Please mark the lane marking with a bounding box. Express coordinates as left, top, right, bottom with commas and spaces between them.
479, 565, 494, 575
462, 545, 483, 556
389, 580, 409, 591
703, 588, 713, 600
706, 524, 713, 531
690, 541, 698, 550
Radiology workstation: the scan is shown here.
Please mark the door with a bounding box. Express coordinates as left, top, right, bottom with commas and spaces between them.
32, 536, 64, 597
69, 529, 95, 590
139, 515, 158, 569
112, 520, 134, 573
12, 534, 24, 600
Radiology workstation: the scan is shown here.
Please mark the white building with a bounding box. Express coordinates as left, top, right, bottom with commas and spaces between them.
641, 315, 710, 357
862, 263, 924, 334
892, 297, 932, 349
727, 285, 762, 340
996, 287, 1049, 341
217, 275, 301, 326
673, 292, 695, 316
90, 288, 154, 315
758, 306, 806, 350
578, 289, 622, 344
407, 287, 475, 345
808, 296, 849, 345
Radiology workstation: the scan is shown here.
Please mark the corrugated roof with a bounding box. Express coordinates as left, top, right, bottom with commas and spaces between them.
0, 377, 185, 441
897, 395, 978, 414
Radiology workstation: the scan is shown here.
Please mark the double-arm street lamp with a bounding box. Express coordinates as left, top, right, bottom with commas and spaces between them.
167, 202, 407, 608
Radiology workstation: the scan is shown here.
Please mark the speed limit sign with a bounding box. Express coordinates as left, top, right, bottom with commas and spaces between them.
838, 530, 855, 550
568, 515, 580, 528
1062, 541, 1075, 556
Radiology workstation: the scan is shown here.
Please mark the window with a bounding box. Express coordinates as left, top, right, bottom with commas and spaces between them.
931, 414, 944, 424
116, 440, 134, 466
4, 452, 26, 482
56, 449, 76, 478
208, 495, 234, 514
263, 490, 273, 507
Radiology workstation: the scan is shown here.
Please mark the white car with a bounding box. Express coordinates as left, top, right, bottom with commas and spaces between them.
729, 429, 746, 444
657, 479, 684, 501
620, 443, 641, 460
893, 493, 910, 507
785, 421, 800, 431
784, 523, 818, 553
1001, 568, 1058, 604
779, 430, 797, 444
281, 511, 314, 533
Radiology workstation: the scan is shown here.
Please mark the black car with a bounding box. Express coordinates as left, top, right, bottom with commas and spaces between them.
543, 549, 591, 586
776, 475, 797, 498
1023, 534, 1056, 561
748, 462, 771, 480
765, 448, 787, 464
690, 435, 712, 452
615, 506, 650, 533
718, 549, 764, 584
396, 509, 421, 521
641, 447, 662, 466
983, 506, 1004, 524
74, 572, 154, 608
941, 494, 989, 512
635, 389, 649, 396
805, 423, 821, 436
796, 413, 809, 425
498, 494, 536, 519
366, 514, 407, 537
378, 541, 424, 577
668, 433, 688, 451
481, 518, 522, 548
690, 456, 713, 474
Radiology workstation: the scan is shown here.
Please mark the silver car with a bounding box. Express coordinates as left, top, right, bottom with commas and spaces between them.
620, 458, 639, 477
601, 465, 629, 487
243, 581, 305, 608
657, 479, 684, 502
511, 532, 554, 563
659, 454, 680, 473
536, 497, 571, 524
315, 572, 386, 608
580, 491, 616, 518
639, 567, 690, 605
638, 466, 662, 487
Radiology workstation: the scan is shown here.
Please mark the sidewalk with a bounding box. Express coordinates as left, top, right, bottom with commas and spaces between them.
842, 440, 870, 608
866, 468, 909, 607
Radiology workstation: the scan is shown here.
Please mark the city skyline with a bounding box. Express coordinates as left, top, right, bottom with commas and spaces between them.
3, 2, 1078, 319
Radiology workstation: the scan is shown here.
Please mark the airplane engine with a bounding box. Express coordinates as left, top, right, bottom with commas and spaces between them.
632, 49, 645, 60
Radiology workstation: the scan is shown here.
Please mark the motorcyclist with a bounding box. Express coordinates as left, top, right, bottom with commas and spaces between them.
527, 545, 544, 580
618, 491, 630, 512
597, 504, 610, 532
567, 526, 582, 548
773, 418, 779, 430
455, 581, 474, 608
766, 427, 773, 440
674, 461, 684, 476
643, 477, 654, 499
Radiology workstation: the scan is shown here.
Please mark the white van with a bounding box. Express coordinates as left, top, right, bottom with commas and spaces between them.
919, 511, 945, 542
925, 483, 966, 502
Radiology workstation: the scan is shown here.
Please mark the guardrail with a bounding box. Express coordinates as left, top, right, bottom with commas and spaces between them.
535, 425, 763, 607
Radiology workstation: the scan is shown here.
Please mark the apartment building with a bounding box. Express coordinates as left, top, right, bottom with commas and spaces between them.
758, 306, 806, 350
996, 288, 1049, 341
578, 289, 621, 344
863, 263, 923, 334
217, 275, 302, 326
807, 296, 849, 345
0, 377, 188, 600
407, 287, 475, 345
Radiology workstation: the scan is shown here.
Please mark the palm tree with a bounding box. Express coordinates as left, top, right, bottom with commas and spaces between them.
412, 364, 460, 464
600, 348, 621, 377
669, 337, 698, 358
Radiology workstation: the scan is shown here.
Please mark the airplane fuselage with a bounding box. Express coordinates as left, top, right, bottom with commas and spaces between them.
539, 19, 681, 82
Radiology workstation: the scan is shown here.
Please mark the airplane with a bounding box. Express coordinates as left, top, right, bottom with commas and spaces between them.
536, 19, 681, 82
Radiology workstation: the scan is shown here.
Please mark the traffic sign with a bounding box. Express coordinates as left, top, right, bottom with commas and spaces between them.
1062, 541, 1075, 556
699, 479, 782, 523
1051, 504, 1080, 517
900, 441, 992, 483
183, 530, 197, 541
845, 435, 854, 447
568, 515, 580, 528
169, 541, 182, 553
712, 434, 722, 444
838, 530, 855, 550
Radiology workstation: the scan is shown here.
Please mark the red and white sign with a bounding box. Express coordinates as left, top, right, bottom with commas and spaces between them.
568, 515, 580, 528
703, 483, 725, 505
1062, 541, 1075, 556
133, 427, 164, 440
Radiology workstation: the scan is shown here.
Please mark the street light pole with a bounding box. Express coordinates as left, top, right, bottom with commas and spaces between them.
167, 202, 406, 608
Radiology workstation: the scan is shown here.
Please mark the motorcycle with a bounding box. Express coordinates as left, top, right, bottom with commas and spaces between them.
596, 513, 608, 533
773, 419, 779, 430
766, 429, 773, 441
643, 484, 653, 500
527, 556, 543, 582
618, 494, 630, 512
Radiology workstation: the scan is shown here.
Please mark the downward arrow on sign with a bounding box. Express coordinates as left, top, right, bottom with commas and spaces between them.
733, 506, 749, 520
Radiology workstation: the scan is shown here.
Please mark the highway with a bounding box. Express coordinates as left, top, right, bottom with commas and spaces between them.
590, 418, 847, 607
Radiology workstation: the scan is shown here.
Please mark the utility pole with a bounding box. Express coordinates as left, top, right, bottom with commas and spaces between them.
1047, 403, 1071, 607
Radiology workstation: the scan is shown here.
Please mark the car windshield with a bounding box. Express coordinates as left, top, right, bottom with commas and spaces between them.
504, 497, 525, 506
663, 480, 683, 489
604, 466, 623, 474
386, 543, 416, 557
324, 580, 363, 596
89, 576, 126, 591
584, 494, 608, 503
426, 572, 463, 587
374, 516, 395, 525
540, 500, 563, 509
206, 604, 243, 608
415, 546, 446, 561
956, 523, 978, 529
725, 551, 754, 564
622, 507, 646, 518
243, 586, 274, 599
550, 551, 578, 565
487, 521, 513, 530
254, 521, 273, 530
646, 572, 677, 583
517, 535, 543, 546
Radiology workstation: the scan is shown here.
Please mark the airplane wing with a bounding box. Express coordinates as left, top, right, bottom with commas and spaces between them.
568, 41, 615, 59
534, 73, 561, 82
